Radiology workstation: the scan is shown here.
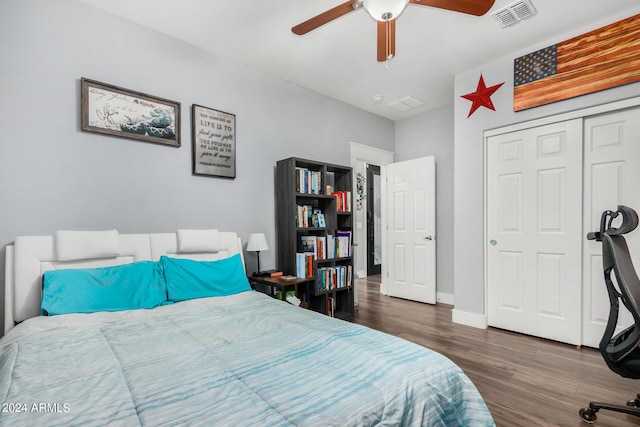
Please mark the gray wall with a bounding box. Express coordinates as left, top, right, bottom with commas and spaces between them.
452, 7, 640, 321
394, 104, 454, 298
0, 0, 395, 333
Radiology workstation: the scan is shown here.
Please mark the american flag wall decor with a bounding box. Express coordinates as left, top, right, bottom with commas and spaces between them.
513, 14, 640, 111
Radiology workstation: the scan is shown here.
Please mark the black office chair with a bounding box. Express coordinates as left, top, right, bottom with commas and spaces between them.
579, 205, 640, 424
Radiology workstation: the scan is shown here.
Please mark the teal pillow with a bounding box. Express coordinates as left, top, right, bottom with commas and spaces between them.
41, 261, 167, 316
161, 254, 251, 302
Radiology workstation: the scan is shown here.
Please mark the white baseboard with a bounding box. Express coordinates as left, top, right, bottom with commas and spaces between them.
356, 270, 366, 279
451, 309, 488, 329
436, 292, 454, 305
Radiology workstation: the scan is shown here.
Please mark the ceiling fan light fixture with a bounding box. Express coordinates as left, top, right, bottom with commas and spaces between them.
363, 0, 409, 21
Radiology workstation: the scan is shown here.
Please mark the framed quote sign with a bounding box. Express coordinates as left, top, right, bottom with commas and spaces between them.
191, 104, 236, 179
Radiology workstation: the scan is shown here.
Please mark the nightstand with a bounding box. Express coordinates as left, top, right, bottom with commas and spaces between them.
248, 275, 314, 307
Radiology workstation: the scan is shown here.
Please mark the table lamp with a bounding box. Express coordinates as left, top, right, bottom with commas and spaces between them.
247, 233, 268, 276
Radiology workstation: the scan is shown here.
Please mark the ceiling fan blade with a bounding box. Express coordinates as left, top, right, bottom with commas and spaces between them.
409, 0, 495, 16
292, 0, 362, 35
377, 19, 396, 62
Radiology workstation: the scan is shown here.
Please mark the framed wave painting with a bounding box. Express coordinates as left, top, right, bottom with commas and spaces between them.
81, 78, 181, 147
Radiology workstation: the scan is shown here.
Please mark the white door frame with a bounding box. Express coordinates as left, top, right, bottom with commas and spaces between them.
483, 96, 640, 337
350, 143, 394, 299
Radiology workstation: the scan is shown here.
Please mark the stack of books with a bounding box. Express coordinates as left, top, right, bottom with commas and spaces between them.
253, 270, 283, 278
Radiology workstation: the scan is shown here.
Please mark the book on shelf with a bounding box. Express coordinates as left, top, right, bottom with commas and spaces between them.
335, 230, 352, 258
296, 204, 312, 228
296, 205, 325, 228
295, 252, 315, 278
300, 235, 316, 254
300, 235, 326, 260
316, 235, 326, 260
295, 167, 322, 194
253, 270, 283, 277
316, 265, 352, 292
327, 234, 335, 259
327, 296, 335, 317
331, 190, 351, 213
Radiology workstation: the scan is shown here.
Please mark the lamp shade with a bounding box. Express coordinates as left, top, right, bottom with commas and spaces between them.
363, 0, 409, 21
247, 233, 269, 252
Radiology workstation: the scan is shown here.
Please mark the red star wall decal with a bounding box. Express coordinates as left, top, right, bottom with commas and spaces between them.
461, 74, 505, 118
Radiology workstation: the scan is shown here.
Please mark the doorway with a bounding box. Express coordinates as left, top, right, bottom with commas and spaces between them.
366, 164, 381, 276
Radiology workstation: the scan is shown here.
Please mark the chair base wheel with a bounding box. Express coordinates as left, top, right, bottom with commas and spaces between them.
579, 407, 597, 424
580, 395, 640, 424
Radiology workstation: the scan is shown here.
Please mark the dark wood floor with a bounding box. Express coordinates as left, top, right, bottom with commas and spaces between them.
353, 276, 640, 427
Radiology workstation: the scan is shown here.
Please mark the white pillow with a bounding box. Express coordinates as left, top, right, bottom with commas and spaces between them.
177, 229, 221, 253
55, 230, 120, 261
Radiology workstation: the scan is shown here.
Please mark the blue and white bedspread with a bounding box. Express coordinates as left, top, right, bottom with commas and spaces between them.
0, 291, 494, 426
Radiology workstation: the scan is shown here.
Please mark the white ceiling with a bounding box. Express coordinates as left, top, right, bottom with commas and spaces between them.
80, 0, 640, 121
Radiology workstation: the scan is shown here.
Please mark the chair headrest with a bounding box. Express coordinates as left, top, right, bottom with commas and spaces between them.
607, 205, 639, 236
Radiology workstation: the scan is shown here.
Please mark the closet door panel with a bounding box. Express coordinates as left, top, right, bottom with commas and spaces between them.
582, 107, 640, 347
487, 119, 583, 345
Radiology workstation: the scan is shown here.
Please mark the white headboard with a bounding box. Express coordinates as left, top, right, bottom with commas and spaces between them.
4, 230, 244, 335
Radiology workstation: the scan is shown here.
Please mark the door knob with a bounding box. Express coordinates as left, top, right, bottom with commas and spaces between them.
490, 239, 497, 246
424, 235, 433, 241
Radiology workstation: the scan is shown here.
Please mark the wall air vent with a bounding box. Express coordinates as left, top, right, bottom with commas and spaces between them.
491, 0, 537, 28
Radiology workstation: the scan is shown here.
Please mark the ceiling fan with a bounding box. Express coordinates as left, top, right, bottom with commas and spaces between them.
292, 0, 496, 62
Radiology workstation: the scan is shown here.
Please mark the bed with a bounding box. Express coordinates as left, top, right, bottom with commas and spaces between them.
0, 229, 494, 426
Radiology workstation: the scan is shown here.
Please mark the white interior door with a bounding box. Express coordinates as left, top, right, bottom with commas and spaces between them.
384, 156, 436, 304
582, 107, 640, 347
486, 120, 583, 345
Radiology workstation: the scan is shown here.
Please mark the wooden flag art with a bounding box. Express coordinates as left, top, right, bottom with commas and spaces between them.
513, 14, 640, 111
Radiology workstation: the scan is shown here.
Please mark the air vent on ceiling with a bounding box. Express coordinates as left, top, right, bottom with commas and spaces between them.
491, 0, 537, 28
388, 95, 424, 112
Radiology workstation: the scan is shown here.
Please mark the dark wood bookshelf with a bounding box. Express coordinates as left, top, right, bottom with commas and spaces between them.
275, 157, 354, 320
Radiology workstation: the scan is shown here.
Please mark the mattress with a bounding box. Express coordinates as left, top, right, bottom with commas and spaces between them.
0, 291, 494, 426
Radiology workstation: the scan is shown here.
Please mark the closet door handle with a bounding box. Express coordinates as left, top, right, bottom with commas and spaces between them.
424, 235, 433, 241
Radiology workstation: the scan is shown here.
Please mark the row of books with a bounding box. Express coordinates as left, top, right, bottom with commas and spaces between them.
332, 190, 351, 212
301, 236, 325, 260
296, 205, 326, 228
316, 265, 352, 293
333, 231, 352, 258
300, 231, 351, 260
295, 252, 314, 278
295, 167, 322, 194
